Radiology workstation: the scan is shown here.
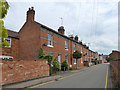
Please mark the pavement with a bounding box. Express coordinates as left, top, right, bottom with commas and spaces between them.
2, 66, 88, 88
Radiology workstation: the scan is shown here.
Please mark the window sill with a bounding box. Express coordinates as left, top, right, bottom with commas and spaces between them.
47, 45, 53, 48
3, 46, 11, 48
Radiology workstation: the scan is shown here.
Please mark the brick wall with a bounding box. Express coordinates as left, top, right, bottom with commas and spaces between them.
109, 51, 120, 60
19, 21, 40, 59
0, 59, 49, 85
110, 61, 120, 82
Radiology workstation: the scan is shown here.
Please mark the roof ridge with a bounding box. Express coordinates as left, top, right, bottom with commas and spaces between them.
7, 29, 19, 33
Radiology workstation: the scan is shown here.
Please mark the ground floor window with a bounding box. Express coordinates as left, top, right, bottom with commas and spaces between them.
65, 55, 68, 62
74, 59, 76, 64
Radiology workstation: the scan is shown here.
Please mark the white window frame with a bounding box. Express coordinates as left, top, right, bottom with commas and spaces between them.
4, 38, 11, 48
74, 44, 76, 52
0, 55, 13, 59
74, 59, 76, 64
48, 33, 53, 47
0, 37, 1, 44
65, 40, 68, 50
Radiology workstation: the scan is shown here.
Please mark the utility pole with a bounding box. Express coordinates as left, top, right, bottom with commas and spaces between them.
88, 43, 90, 64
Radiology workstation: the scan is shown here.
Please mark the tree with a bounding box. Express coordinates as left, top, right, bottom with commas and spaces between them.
73, 50, 82, 69
0, 0, 10, 47
106, 57, 115, 62
61, 60, 68, 71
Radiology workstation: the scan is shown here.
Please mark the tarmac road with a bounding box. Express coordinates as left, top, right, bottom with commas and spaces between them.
30, 63, 109, 88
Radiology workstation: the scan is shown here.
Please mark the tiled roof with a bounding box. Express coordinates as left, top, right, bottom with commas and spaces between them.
34, 21, 91, 50
7, 30, 19, 39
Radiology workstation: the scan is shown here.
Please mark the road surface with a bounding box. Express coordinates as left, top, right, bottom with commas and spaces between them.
30, 63, 109, 88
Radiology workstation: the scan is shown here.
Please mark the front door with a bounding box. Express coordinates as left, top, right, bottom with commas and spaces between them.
78, 59, 80, 67
58, 54, 61, 69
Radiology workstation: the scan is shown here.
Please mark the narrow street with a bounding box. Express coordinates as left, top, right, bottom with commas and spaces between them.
29, 64, 109, 88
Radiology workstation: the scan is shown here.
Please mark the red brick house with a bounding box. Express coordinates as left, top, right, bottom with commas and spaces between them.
109, 50, 120, 60
1, 7, 98, 68
0, 30, 19, 59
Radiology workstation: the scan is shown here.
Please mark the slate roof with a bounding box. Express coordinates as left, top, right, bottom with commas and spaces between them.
7, 30, 19, 39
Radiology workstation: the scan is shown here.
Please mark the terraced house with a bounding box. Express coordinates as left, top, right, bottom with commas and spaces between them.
1, 7, 99, 68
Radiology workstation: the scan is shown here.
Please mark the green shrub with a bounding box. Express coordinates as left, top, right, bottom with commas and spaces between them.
61, 60, 68, 71
73, 50, 82, 59
53, 57, 60, 73
92, 60, 98, 65
38, 48, 53, 75
38, 48, 45, 59
106, 57, 115, 62
73, 50, 82, 69
114, 78, 120, 88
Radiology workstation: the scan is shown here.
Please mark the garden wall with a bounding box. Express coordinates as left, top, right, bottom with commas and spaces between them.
110, 61, 120, 82
0, 59, 49, 85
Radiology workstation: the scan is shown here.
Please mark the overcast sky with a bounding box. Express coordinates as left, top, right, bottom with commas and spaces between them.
4, 0, 119, 55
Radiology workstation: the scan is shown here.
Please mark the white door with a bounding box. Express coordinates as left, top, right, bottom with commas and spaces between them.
78, 59, 80, 67
58, 55, 61, 69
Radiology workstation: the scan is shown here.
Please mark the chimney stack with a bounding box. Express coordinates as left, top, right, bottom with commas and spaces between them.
58, 26, 65, 34
69, 34, 74, 39
26, 7, 35, 22
75, 35, 78, 42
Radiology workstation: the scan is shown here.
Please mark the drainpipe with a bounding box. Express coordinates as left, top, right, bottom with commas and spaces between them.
70, 41, 72, 66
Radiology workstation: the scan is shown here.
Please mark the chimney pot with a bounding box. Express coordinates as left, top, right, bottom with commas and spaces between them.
75, 35, 78, 42
58, 26, 65, 34
69, 35, 74, 39
26, 7, 35, 22
31, 7, 34, 10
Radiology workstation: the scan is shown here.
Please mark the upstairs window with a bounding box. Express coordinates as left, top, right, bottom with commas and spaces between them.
65, 40, 68, 50
4, 38, 11, 47
48, 33, 53, 46
74, 44, 76, 52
